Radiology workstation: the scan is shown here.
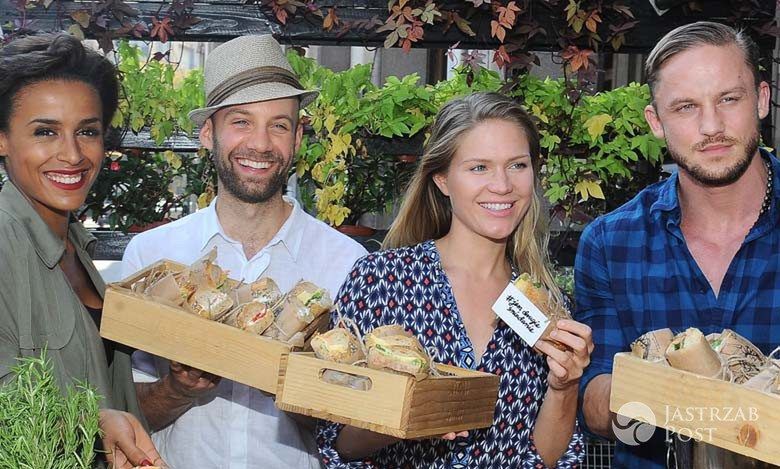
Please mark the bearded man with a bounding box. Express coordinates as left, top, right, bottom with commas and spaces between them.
120, 35, 366, 469
574, 21, 779, 468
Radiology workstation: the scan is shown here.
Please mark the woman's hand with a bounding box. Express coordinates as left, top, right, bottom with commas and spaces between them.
99, 409, 165, 468
535, 319, 594, 392
439, 431, 469, 440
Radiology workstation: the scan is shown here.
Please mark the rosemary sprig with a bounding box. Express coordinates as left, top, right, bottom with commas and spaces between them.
0, 351, 101, 469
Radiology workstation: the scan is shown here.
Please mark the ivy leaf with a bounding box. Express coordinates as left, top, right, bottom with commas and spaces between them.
384, 30, 399, 48
585, 11, 601, 33
164, 150, 182, 170
612, 4, 635, 18
491, 20, 506, 42
454, 14, 475, 36
492, 45, 511, 68
150, 16, 174, 43
575, 180, 605, 201
323, 8, 338, 31
71, 10, 91, 28
67, 24, 85, 40
562, 47, 592, 71
584, 113, 612, 141
611, 33, 625, 50
197, 191, 214, 209
565, 0, 578, 22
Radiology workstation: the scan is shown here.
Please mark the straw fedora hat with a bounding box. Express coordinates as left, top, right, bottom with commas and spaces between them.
188, 35, 318, 127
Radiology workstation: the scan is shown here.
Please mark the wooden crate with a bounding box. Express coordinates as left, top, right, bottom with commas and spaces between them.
611, 352, 780, 465
275, 353, 500, 438
101, 260, 327, 394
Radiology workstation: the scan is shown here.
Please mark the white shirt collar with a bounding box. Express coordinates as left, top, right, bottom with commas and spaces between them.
198, 195, 306, 261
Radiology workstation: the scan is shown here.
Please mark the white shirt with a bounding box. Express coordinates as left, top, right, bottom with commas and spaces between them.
120, 197, 367, 469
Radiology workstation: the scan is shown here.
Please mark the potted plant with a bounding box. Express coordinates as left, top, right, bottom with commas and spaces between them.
82, 41, 213, 233
289, 54, 500, 230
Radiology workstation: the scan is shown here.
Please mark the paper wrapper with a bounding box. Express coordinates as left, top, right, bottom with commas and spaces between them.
234, 277, 282, 306
743, 359, 780, 395
144, 272, 195, 307
666, 328, 725, 379
631, 328, 674, 361
187, 288, 234, 320
263, 281, 333, 342
311, 328, 365, 364
707, 329, 767, 384
233, 301, 275, 335
513, 273, 571, 350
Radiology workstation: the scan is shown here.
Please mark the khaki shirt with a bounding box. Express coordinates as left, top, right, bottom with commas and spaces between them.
0, 181, 143, 422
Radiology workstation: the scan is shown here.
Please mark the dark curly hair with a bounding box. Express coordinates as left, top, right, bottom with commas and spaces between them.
0, 33, 119, 132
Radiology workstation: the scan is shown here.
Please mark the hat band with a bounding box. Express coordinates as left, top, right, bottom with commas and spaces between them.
206, 66, 305, 108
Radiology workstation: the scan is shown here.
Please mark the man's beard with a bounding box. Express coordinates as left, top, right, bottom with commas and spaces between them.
212, 136, 292, 204
667, 131, 760, 188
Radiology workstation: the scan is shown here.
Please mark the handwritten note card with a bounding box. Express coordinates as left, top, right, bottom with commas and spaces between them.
492, 282, 550, 347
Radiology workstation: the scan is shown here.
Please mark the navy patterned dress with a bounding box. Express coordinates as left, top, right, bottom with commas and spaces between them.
316, 240, 584, 468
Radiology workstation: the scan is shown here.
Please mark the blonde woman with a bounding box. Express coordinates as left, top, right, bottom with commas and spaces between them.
317, 92, 591, 468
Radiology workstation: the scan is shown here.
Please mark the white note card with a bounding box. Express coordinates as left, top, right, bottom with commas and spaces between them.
492, 282, 550, 347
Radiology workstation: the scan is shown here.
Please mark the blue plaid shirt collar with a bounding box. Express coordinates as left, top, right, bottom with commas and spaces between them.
649, 148, 780, 236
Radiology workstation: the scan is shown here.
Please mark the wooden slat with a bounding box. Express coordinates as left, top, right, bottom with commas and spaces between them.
611, 353, 780, 465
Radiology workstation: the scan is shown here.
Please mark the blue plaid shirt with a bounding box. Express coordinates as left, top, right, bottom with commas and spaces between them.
574, 149, 780, 468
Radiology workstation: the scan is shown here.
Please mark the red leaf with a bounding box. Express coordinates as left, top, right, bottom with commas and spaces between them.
493, 45, 511, 68
150, 16, 174, 43
323, 8, 339, 31
275, 6, 288, 24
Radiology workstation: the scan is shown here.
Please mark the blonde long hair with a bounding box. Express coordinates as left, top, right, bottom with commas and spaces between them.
383, 92, 561, 300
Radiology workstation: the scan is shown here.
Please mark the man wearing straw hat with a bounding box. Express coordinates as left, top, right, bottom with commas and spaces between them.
120, 35, 366, 468
575, 21, 779, 468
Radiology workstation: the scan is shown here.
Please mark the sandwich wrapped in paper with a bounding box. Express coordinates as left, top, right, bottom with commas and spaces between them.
186, 248, 229, 291
311, 327, 365, 364
143, 272, 197, 307
707, 329, 767, 384
234, 277, 282, 306
631, 328, 674, 361
514, 273, 571, 350
187, 288, 234, 320
743, 359, 780, 395
365, 325, 430, 380
232, 301, 275, 335
666, 328, 725, 379
264, 281, 332, 342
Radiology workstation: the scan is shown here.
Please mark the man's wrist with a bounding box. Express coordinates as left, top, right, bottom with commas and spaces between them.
159, 374, 199, 403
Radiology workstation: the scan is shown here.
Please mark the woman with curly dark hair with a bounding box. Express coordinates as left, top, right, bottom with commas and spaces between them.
0, 33, 162, 468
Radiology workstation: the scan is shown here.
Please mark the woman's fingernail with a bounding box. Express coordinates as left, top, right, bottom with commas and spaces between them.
140, 459, 153, 467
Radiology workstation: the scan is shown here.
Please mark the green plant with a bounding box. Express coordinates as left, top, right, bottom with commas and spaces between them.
82, 148, 215, 231
0, 351, 101, 469
112, 40, 204, 145
512, 76, 665, 222
290, 53, 505, 227
82, 41, 214, 231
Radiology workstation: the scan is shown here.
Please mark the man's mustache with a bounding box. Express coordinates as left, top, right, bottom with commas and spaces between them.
692, 136, 739, 151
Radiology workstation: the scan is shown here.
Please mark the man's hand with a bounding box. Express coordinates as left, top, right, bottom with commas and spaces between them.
167, 361, 221, 399
99, 409, 165, 468
136, 362, 221, 431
